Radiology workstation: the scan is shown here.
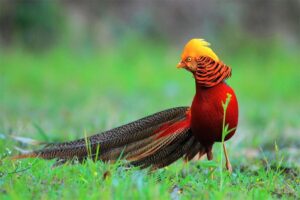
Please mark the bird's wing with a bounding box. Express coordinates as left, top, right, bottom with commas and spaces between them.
13, 107, 205, 169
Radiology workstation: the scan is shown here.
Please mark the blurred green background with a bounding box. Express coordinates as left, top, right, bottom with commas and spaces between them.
0, 1, 300, 199
0, 0, 300, 165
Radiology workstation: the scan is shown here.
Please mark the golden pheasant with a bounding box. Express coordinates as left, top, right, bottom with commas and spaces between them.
13, 39, 238, 171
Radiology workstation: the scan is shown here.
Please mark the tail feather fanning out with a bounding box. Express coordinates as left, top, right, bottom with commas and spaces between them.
12, 107, 205, 169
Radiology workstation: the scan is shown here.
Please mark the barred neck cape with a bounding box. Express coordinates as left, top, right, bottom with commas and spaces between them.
195, 56, 232, 87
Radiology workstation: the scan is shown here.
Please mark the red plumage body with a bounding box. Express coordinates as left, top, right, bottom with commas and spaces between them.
191, 81, 238, 146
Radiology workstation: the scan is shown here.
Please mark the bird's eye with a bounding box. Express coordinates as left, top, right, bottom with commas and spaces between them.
186, 57, 192, 62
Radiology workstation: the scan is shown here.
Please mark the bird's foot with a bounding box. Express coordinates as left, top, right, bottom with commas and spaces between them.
225, 160, 232, 173
223, 143, 232, 173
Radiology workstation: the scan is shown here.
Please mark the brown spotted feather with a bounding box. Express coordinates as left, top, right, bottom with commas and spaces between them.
13, 107, 205, 169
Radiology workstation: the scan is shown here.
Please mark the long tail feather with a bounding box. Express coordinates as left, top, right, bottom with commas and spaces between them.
184, 141, 205, 162
12, 107, 204, 169
130, 129, 192, 168
12, 153, 38, 160
154, 136, 195, 168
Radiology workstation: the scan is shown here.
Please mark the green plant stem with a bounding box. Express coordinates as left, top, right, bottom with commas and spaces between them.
220, 93, 232, 190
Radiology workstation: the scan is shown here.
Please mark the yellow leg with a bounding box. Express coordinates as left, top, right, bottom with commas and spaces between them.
206, 147, 214, 179
223, 143, 232, 173
210, 167, 215, 179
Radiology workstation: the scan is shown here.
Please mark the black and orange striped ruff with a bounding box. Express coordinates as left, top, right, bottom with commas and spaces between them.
195, 56, 232, 87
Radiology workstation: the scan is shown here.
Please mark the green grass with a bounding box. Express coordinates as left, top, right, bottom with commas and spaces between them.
0, 38, 299, 199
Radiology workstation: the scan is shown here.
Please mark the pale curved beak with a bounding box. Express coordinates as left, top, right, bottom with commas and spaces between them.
177, 60, 186, 68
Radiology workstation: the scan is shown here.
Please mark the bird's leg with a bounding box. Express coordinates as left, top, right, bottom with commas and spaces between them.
206, 145, 214, 179
222, 142, 232, 173
206, 150, 213, 161
206, 144, 213, 160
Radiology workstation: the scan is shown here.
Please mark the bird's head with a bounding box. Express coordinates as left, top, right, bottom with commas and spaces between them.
177, 38, 219, 72
177, 38, 232, 87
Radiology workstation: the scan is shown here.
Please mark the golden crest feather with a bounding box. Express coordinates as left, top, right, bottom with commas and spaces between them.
181, 38, 219, 61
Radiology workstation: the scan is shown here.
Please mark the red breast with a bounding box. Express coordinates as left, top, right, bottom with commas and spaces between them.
190, 82, 238, 145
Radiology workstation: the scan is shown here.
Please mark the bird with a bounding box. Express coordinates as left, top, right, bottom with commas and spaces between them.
13, 38, 238, 171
